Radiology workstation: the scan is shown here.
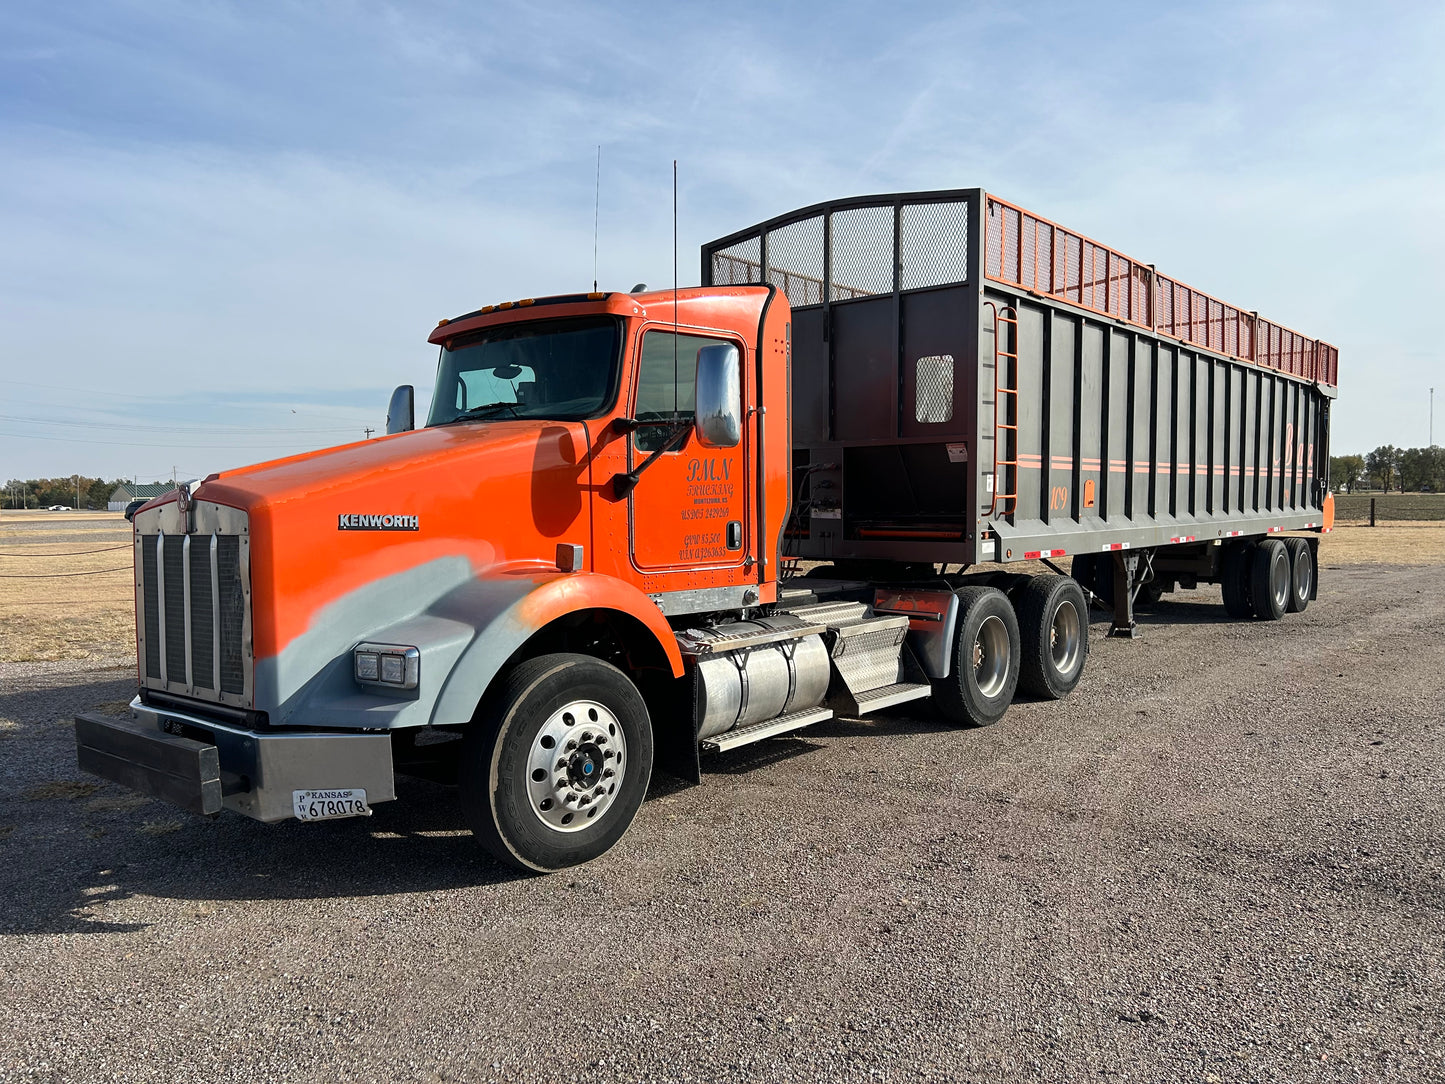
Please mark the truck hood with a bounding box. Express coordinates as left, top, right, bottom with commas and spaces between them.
190, 420, 594, 663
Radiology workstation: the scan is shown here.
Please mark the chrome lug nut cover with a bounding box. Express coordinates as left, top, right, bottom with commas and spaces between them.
526, 699, 626, 833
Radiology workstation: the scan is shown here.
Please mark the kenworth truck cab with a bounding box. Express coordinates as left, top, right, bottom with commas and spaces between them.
77, 189, 1336, 871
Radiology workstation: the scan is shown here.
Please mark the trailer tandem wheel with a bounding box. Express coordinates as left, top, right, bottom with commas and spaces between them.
1284, 537, 1313, 614
1016, 575, 1089, 700
1250, 539, 1291, 621
1220, 542, 1255, 620
459, 653, 654, 872
931, 586, 1020, 727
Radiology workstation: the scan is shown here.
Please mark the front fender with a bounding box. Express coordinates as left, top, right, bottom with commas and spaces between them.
286, 568, 683, 730
430, 572, 684, 726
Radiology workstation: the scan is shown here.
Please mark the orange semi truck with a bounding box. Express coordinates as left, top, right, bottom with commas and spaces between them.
76, 189, 1338, 871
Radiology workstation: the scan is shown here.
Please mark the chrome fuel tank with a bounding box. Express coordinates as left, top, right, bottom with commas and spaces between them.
686, 618, 832, 740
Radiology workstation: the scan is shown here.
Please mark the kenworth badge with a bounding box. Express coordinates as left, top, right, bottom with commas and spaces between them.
338, 514, 419, 531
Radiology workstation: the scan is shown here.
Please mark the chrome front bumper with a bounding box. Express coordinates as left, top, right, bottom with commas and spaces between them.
75, 697, 396, 823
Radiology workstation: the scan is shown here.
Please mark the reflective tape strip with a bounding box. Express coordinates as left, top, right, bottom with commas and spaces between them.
1022, 548, 1066, 560
1267, 526, 1284, 533
1101, 542, 1130, 552
1169, 535, 1196, 544
1223, 530, 1245, 537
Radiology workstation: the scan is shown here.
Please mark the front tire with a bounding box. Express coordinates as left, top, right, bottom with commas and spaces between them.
932, 586, 1020, 727
460, 653, 653, 873
1016, 575, 1089, 699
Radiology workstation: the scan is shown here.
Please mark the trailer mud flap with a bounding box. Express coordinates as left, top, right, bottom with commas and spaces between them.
75, 712, 222, 815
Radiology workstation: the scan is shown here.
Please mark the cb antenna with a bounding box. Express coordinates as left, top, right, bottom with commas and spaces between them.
673, 159, 679, 412
592, 145, 601, 293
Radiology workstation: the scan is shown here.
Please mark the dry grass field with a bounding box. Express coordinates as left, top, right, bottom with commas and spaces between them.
0, 510, 135, 665
1335, 491, 1445, 522
2, 509, 1441, 665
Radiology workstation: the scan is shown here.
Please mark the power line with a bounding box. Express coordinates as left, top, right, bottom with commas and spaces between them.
0, 566, 132, 578
0, 430, 354, 450
0, 545, 131, 557
0, 413, 369, 434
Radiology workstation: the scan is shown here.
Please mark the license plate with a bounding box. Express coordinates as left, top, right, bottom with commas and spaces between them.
292, 788, 372, 822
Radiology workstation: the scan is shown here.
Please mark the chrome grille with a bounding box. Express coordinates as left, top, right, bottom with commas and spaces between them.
217, 535, 245, 695
135, 500, 251, 707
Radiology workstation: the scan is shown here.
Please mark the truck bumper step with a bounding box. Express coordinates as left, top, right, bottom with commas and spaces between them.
700, 706, 834, 754
74, 712, 222, 815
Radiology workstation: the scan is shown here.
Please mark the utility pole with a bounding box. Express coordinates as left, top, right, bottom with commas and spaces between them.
75, 474, 80, 509
1432, 387, 1436, 448
364, 427, 374, 440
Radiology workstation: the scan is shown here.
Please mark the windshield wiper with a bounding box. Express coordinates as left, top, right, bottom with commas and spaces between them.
452, 401, 521, 421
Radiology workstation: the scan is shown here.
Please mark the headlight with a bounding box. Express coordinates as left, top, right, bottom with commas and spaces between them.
353, 643, 419, 691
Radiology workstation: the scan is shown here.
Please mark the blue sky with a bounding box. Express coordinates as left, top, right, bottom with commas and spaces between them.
2, 0, 1441, 483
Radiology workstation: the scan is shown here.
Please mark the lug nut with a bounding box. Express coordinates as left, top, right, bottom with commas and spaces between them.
566, 740, 577, 751
603, 768, 615, 779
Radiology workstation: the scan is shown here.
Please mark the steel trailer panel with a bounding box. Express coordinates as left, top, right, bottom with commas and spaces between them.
702, 189, 1336, 568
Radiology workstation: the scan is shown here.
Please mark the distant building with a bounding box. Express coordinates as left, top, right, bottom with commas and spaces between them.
108, 482, 177, 512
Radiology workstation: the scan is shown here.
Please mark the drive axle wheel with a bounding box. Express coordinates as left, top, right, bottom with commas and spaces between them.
1017, 575, 1089, 699
460, 653, 653, 873
932, 586, 1020, 727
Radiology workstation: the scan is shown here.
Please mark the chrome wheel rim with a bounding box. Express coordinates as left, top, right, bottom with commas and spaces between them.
1049, 599, 1083, 676
973, 614, 1010, 698
1295, 551, 1312, 599
1271, 552, 1290, 610
526, 699, 625, 833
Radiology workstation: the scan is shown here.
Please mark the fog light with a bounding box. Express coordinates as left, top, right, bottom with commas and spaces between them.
353, 643, 420, 691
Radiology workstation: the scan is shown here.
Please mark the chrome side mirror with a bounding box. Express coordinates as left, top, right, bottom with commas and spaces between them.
693, 344, 741, 448
386, 385, 415, 434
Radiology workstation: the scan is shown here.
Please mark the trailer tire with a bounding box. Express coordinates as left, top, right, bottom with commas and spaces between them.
1220, 542, 1254, 619
932, 587, 1020, 727
1249, 539, 1290, 621
459, 653, 653, 873
1284, 537, 1313, 613
1016, 575, 1089, 700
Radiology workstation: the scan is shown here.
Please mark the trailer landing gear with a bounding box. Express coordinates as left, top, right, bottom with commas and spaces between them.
1108, 552, 1143, 639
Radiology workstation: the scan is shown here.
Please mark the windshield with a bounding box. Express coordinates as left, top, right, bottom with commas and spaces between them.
426, 315, 622, 426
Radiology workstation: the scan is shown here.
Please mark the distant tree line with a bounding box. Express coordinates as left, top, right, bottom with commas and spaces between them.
3, 477, 137, 509
1330, 446, 1445, 493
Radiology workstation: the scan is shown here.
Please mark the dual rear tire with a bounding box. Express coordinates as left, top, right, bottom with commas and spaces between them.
1221, 537, 1314, 621
932, 576, 1088, 728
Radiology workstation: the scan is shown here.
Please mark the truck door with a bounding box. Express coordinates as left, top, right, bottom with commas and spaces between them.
628, 328, 750, 575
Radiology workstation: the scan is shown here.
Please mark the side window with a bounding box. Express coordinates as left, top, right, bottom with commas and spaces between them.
634, 331, 731, 451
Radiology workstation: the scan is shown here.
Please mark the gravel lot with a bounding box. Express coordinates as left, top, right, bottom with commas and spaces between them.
1, 565, 1442, 1083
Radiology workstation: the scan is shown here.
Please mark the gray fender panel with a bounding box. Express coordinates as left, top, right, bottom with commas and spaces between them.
258, 557, 557, 730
